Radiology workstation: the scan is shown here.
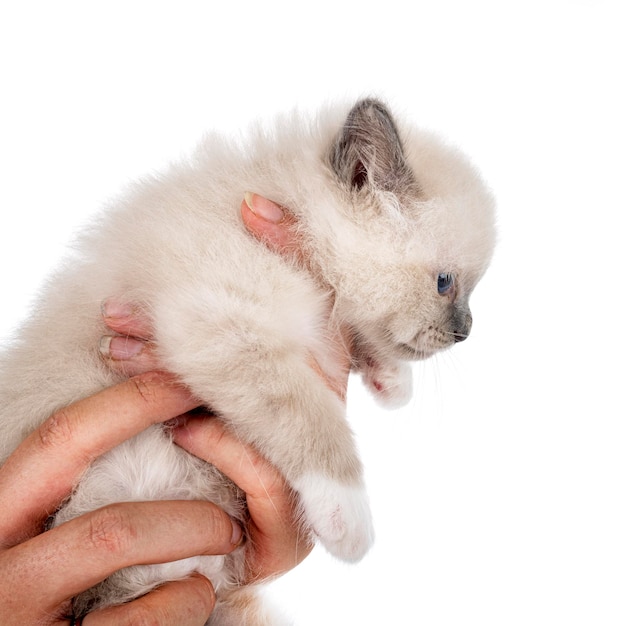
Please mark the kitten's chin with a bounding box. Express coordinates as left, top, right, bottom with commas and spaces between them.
395, 342, 455, 362
351, 330, 439, 365
396, 343, 435, 361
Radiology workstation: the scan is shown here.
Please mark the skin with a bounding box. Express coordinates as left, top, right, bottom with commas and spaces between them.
0, 194, 351, 625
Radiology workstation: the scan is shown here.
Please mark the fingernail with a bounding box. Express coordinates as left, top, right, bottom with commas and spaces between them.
101, 298, 134, 319
99, 335, 144, 360
244, 192, 284, 223
230, 518, 244, 547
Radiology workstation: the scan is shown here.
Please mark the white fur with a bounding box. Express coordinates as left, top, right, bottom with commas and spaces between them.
0, 98, 496, 623
361, 359, 414, 409
292, 472, 375, 563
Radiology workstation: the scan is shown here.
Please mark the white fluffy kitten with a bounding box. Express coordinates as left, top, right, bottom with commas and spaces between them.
0, 99, 495, 623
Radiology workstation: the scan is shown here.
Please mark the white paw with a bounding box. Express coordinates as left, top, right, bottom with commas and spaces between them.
292, 473, 374, 563
362, 360, 413, 409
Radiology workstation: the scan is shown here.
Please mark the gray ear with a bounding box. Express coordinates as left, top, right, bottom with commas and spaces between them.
330, 98, 415, 192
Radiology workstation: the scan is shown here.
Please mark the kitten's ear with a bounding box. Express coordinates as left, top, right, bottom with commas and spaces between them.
330, 98, 415, 192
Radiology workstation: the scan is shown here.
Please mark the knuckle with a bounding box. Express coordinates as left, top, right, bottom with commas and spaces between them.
87, 504, 137, 557
129, 374, 159, 405
37, 407, 75, 450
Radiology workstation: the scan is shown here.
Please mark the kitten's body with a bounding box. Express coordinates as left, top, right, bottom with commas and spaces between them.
0, 99, 495, 623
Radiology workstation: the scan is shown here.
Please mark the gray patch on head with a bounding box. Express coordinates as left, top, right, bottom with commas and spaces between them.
329, 98, 418, 193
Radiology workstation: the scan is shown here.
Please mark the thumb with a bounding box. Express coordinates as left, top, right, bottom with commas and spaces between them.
241, 193, 301, 259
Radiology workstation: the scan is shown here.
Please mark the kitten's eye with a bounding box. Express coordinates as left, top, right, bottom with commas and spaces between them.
437, 272, 455, 295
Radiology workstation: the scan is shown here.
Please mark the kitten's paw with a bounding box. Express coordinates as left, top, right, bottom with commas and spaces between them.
362, 359, 413, 409
292, 473, 374, 563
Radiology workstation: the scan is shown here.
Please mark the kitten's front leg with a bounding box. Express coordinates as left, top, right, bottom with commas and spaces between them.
217, 365, 374, 563
156, 296, 374, 562
361, 357, 413, 409
291, 468, 374, 563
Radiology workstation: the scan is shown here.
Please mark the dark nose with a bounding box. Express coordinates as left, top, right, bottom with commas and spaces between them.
452, 311, 472, 342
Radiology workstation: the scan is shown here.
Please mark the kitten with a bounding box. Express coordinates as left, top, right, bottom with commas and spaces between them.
0, 98, 496, 624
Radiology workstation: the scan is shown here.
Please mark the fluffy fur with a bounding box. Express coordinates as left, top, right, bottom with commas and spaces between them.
0, 98, 496, 623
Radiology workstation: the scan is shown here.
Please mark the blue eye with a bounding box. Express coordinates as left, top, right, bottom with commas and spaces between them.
437, 272, 454, 295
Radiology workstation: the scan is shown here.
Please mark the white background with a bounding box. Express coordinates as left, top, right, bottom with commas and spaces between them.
1, 2, 623, 624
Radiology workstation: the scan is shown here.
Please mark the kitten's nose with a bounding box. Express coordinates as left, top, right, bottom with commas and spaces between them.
452, 311, 472, 342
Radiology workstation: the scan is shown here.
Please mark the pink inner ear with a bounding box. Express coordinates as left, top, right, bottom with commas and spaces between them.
352, 160, 368, 189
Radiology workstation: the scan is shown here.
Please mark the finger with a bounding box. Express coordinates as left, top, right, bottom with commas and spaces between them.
241, 193, 302, 261
173, 416, 312, 581
99, 335, 161, 377
0, 372, 199, 546
101, 298, 154, 339
83, 574, 215, 626
6, 501, 240, 616
173, 415, 286, 503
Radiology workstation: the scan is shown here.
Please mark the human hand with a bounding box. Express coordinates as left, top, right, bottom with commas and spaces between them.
0, 194, 350, 625
241, 192, 303, 262
0, 373, 241, 625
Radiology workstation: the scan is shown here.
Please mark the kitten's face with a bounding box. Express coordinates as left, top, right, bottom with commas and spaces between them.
384, 269, 474, 361
317, 99, 496, 366
331, 212, 489, 366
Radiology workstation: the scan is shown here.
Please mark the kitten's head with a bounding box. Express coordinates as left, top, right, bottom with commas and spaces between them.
308, 98, 496, 366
